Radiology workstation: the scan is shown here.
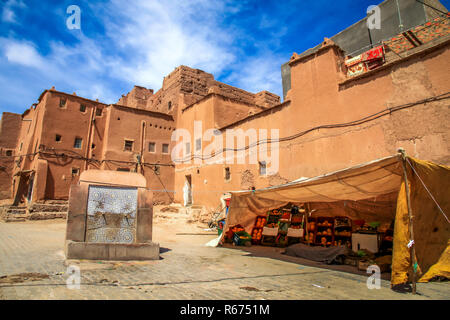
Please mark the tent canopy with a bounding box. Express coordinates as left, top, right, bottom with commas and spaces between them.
223, 154, 450, 285
232, 155, 402, 202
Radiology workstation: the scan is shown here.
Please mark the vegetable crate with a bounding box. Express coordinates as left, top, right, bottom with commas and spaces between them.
233, 231, 252, 246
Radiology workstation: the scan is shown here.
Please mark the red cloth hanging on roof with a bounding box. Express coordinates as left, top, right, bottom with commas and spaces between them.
362, 45, 384, 61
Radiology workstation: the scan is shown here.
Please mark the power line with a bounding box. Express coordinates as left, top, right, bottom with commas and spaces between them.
172, 92, 450, 163
2, 93, 449, 166
0, 149, 174, 167
415, 0, 449, 16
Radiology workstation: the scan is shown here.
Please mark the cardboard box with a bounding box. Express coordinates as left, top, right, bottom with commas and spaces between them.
262, 227, 279, 236
352, 233, 380, 253
287, 228, 304, 238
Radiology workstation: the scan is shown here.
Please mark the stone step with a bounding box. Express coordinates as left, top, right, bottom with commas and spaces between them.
29, 203, 68, 213
1, 212, 28, 222
28, 212, 67, 220
6, 209, 27, 215
38, 200, 68, 205
3, 217, 27, 223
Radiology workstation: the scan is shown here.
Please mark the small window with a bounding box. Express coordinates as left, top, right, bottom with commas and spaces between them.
71, 168, 80, 176
162, 143, 169, 154
55, 134, 62, 142
124, 140, 133, 151
5, 150, 13, 157
117, 168, 130, 172
80, 104, 86, 112
185, 142, 191, 155
225, 167, 231, 181
74, 137, 82, 149
154, 165, 160, 175
91, 143, 96, 149
95, 108, 102, 116
19, 142, 23, 151
259, 161, 267, 176
195, 138, 201, 151
59, 98, 67, 108
168, 101, 172, 110
148, 142, 156, 153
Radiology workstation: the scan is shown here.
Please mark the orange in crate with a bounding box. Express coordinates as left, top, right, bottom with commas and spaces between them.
281, 211, 290, 220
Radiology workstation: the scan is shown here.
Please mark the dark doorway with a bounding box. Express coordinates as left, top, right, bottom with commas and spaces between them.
27, 175, 34, 202
185, 175, 192, 206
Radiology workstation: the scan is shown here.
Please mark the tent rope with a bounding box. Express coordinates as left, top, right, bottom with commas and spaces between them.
406, 158, 450, 224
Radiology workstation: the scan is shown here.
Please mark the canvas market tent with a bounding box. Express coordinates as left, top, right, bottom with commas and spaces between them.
221, 154, 450, 286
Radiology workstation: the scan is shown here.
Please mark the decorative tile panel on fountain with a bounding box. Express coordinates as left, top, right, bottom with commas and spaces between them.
64, 170, 159, 260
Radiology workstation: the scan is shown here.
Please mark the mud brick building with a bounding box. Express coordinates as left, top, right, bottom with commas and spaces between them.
172, 11, 450, 210
0, 0, 449, 218
0, 65, 280, 207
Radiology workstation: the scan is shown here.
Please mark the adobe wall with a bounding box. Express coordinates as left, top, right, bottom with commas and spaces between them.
12, 97, 47, 203
117, 86, 154, 110
213, 96, 263, 129
117, 65, 280, 126
173, 40, 450, 210
101, 105, 175, 204
9, 88, 177, 204
10, 90, 109, 202
38, 91, 108, 200
280, 0, 449, 99
0, 112, 22, 199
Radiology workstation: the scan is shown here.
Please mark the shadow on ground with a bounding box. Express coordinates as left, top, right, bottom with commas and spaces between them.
222, 244, 392, 281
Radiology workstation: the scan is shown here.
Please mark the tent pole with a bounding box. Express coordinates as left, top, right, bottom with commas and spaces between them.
398, 148, 417, 294
306, 203, 311, 246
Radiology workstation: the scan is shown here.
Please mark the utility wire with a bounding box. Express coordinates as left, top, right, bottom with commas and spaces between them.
415, 0, 449, 16
172, 92, 450, 163
0, 149, 174, 167
2, 93, 449, 166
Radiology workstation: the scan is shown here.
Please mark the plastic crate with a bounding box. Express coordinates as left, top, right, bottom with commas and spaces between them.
233, 231, 252, 246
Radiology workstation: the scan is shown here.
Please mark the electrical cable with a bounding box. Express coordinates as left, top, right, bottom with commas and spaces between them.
172, 92, 450, 163
2, 93, 448, 170
415, 0, 449, 16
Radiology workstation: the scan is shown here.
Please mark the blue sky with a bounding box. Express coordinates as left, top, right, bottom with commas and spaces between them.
1, 0, 449, 114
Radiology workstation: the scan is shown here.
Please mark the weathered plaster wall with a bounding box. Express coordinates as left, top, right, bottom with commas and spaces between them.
39, 91, 108, 200
101, 105, 175, 204
0, 112, 22, 199
173, 40, 450, 210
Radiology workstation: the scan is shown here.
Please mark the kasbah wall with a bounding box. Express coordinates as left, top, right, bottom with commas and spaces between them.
173, 24, 450, 211
0, 16, 449, 216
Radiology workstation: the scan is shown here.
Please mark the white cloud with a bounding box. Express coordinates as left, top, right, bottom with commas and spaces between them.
96, 0, 237, 88
1, 0, 26, 24
3, 40, 45, 68
1, 0, 285, 109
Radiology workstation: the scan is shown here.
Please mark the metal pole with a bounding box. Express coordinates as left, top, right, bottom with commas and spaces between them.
398, 148, 417, 294
395, 0, 405, 32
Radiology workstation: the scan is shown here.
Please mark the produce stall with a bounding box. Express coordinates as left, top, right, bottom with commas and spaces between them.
220, 154, 450, 288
